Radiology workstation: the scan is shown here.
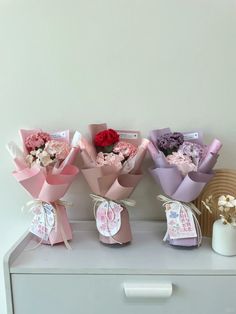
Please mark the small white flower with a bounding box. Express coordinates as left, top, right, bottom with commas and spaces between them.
206, 195, 213, 204
25, 154, 34, 167
219, 206, 231, 212
35, 149, 43, 158
218, 195, 236, 208
37, 151, 54, 167
218, 206, 224, 212
30, 150, 38, 157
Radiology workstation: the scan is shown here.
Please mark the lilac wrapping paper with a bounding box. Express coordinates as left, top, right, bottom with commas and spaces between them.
148, 128, 222, 203
149, 128, 222, 248
167, 236, 198, 247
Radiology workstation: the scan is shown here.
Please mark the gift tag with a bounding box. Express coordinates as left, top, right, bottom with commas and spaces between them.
50, 130, 69, 142
29, 202, 55, 241
96, 201, 123, 237
117, 131, 139, 140
166, 203, 197, 239
183, 132, 199, 141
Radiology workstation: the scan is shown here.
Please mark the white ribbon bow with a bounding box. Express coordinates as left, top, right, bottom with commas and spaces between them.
22, 199, 72, 214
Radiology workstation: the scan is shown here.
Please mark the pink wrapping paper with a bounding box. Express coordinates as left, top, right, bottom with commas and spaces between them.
81, 124, 147, 200
42, 203, 72, 245
80, 123, 148, 244
13, 164, 78, 202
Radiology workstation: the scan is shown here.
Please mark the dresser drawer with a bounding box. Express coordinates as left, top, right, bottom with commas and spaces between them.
11, 274, 236, 314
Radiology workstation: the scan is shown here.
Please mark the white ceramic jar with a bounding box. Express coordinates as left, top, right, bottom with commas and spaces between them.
212, 219, 236, 256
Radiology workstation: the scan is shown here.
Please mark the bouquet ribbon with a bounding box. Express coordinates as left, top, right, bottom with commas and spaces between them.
90, 194, 136, 244
157, 194, 202, 247
22, 199, 72, 250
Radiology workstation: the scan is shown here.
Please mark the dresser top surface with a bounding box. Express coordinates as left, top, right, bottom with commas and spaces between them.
6, 221, 236, 275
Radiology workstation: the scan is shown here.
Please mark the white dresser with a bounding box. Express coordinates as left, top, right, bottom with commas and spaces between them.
4, 221, 236, 314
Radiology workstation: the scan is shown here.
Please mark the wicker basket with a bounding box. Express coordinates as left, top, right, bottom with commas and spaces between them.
193, 169, 236, 237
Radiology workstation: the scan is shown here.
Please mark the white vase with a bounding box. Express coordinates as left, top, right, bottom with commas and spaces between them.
212, 219, 236, 256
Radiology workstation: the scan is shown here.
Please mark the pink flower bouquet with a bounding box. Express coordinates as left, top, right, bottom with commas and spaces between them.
148, 128, 222, 248
79, 123, 149, 245
7, 129, 80, 247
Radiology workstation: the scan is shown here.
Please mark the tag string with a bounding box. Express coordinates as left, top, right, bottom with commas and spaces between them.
90, 194, 136, 245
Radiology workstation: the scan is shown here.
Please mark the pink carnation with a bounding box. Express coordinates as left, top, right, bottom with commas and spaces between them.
45, 140, 70, 160
96, 152, 124, 168
25, 132, 51, 152
166, 151, 197, 176
113, 141, 137, 158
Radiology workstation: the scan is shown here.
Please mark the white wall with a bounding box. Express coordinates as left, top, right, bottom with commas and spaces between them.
1, 0, 236, 312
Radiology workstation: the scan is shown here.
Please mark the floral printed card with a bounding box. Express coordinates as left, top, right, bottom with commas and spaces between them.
29, 203, 55, 241
166, 203, 197, 239
96, 201, 123, 237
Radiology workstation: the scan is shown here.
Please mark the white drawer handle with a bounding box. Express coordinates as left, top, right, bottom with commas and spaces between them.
123, 282, 173, 299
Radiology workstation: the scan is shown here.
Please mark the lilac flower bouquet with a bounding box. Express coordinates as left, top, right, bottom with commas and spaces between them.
148, 128, 222, 248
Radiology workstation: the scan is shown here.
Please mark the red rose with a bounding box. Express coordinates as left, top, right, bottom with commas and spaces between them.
94, 129, 119, 147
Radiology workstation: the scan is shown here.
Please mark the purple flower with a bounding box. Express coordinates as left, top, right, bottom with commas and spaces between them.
157, 132, 184, 156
